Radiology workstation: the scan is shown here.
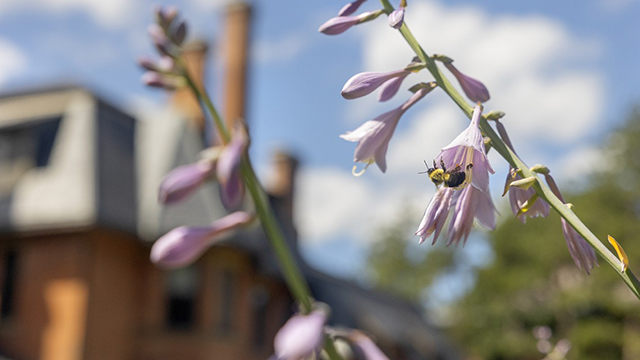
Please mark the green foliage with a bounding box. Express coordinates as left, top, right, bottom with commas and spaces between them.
366, 107, 640, 359
366, 208, 455, 303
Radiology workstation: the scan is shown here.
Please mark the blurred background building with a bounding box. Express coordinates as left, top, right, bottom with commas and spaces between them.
0, 3, 460, 360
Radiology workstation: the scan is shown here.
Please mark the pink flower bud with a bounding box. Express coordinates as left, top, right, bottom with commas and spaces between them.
338, 0, 367, 17
274, 308, 328, 360
158, 161, 215, 204
388, 7, 405, 29
443, 62, 490, 103
150, 211, 254, 268
217, 124, 248, 210
342, 69, 410, 100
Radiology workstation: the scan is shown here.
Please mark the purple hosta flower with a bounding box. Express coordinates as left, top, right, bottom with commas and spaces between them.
544, 173, 598, 273
150, 211, 255, 268
155, 5, 178, 30
443, 61, 490, 103
377, 72, 410, 102
447, 184, 497, 246
416, 187, 455, 245
341, 86, 431, 173
170, 21, 188, 46
338, 0, 367, 16
561, 219, 597, 274
148, 23, 174, 57
217, 124, 248, 210
507, 171, 550, 223
436, 104, 494, 192
342, 69, 411, 100
159, 161, 215, 204
319, 10, 383, 35
388, 6, 405, 29
274, 307, 329, 360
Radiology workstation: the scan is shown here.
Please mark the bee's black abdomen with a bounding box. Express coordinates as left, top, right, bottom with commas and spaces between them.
445, 171, 466, 188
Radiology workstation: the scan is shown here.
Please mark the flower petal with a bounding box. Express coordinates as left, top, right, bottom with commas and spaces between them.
274, 308, 328, 360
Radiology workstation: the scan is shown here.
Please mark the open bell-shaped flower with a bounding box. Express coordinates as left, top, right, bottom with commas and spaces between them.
447, 184, 497, 246
506, 171, 550, 223
415, 187, 454, 245
436, 104, 495, 192
150, 211, 255, 268
273, 306, 329, 360
544, 173, 598, 273
561, 218, 598, 274
341, 86, 431, 174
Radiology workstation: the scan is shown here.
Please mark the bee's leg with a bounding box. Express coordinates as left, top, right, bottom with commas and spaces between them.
466, 163, 474, 171
440, 158, 446, 172
433, 159, 438, 170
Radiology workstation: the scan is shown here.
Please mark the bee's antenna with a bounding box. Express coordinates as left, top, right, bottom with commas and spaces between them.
418, 160, 429, 174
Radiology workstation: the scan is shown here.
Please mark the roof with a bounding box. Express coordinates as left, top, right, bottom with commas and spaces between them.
0, 85, 460, 359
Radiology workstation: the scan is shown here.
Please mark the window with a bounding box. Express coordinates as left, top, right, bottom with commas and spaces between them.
1, 249, 17, 320
217, 269, 235, 335
251, 286, 270, 349
166, 266, 198, 330
0, 117, 61, 196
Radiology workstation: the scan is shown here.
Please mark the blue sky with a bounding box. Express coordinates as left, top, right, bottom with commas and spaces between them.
1, 0, 640, 298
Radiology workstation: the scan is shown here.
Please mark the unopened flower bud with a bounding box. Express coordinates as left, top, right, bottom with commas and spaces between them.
342, 69, 410, 99
274, 306, 329, 360
138, 57, 158, 72
150, 211, 255, 268
172, 21, 188, 46
388, 6, 405, 29
156, 6, 178, 29
158, 161, 215, 204
338, 0, 367, 16
443, 62, 490, 103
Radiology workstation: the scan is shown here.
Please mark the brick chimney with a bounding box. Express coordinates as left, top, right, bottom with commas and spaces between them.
223, 2, 252, 131
171, 40, 209, 130
268, 151, 299, 223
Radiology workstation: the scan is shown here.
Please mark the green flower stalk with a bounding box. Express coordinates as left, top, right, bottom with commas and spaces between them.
375, 0, 640, 298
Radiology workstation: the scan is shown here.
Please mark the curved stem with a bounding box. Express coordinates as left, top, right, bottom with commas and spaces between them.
379, 0, 640, 299
179, 62, 344, 359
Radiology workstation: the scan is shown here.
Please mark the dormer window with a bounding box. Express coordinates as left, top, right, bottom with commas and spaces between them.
0, 117, 61, 195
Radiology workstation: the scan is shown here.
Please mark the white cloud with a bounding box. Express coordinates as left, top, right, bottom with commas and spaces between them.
0, 39, 27, 86
0, 0, 134, 28
296, 0, 605, 246
361, 1, 603, 144
253, 34, 307, 65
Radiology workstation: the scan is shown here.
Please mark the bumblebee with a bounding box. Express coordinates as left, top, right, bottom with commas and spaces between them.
421, 159, 473, 189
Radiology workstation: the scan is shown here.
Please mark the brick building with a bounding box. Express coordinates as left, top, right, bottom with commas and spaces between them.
0, 3, 461, 360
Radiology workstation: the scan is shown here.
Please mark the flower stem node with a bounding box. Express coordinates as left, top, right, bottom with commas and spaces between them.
608, 235, 629, 273
485, 110, 506, 121
408, 81, 436, 93
530, 164, 550, 175
509, 176, 537, 190
431, 54, 453, 63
